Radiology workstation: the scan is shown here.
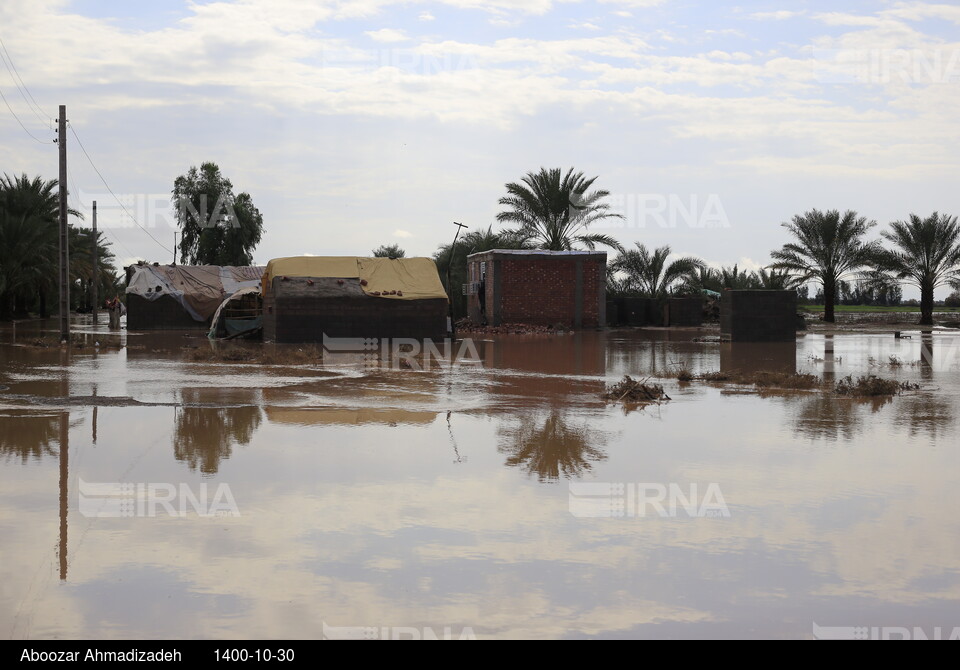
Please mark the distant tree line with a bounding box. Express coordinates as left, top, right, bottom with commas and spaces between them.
429, 167, 960, 326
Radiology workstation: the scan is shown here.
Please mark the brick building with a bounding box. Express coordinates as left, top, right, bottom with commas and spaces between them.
465, 250, 606, 328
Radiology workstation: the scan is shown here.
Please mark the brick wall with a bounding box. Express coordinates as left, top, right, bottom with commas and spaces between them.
467, 252, 605, 328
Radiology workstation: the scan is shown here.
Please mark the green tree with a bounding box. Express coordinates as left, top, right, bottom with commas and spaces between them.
434, 225, 531, 318
874, 212, 960, 325
718, 264, 760, 290
770, 209, 877, 323
755, 267, 803, 290
610, 243, 704, 299
173, 162, 264, 266
679, 266, 722, 295
372, 243, 406, 259
496, 167, 624, 252
0, 173, 81, 318
69, 226, 118, 311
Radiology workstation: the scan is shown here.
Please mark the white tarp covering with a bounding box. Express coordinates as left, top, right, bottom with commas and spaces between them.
126, 264, 263, 322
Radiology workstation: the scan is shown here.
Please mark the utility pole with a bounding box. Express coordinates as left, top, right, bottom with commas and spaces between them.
173, 231, 178, 265
447, 221, 468, 337
57, 105, 69, 342
91, 201, 98, 324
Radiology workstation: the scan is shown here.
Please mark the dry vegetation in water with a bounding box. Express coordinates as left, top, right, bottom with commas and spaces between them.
699, 370, 821, 389
640, 365, 918, 399
834, 375, 919, 396
602, 375, 671, 404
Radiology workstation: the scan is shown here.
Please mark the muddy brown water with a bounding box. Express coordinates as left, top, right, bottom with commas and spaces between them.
1, 315, 959, 639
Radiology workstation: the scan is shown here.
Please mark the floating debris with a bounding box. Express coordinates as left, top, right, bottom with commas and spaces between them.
602, 376, 671, 404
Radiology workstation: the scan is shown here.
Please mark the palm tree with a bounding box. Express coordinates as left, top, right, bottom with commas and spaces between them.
756, 267, 804, 290
718, 264, 760, 290
874, 212, 960, 325
0, 174, 82, 318
69, 227, 118, 311
679, 266, 721, 295
610, 243, 704, 299
770, 209, 877, 322
496, 167, 624, 252
434, 225, 532, 318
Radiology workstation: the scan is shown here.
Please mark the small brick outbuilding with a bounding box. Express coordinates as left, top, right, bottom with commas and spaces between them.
465, 250, 606, 328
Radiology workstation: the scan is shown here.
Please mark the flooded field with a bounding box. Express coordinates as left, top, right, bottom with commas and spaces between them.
2, 316, 959, 640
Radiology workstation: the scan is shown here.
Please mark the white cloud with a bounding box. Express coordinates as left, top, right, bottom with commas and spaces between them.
393, 229, 413, 238
418, 11, 435, 21
364, 28, 409, 43
749, 10, 806, 21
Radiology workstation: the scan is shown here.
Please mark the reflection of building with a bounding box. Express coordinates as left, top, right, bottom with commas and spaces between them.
264, 407, 438, 426
261, 257, 448, 342
175, 389, 263, 474
611, 297, 702, 327
476, 331, 607, 376
0, 412, 59, 463
466, 250, 606, 328
720, 342, 797, 375
721, 290, 797, 342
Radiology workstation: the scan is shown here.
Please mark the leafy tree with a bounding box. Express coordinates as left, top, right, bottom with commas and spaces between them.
69, 227, 118, 311
756, 267, 804, 290
679, 266, 722, 295
610, 243, 704, 299
770, 209, 877, 322
874, 212, 960, 325
496, 167, 624, 252
173, 162, 263, 266
434, 225, 532, 318
718, 264, 760, 290
372, 244, 406, 259
0, 173, 81, 318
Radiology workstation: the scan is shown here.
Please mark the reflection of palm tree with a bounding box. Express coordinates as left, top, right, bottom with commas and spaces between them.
174, 405, 262, 474
894, 395, 953, 440
0, 413, 60, 463
499, 411, 606, 481
791, 394, 890, 441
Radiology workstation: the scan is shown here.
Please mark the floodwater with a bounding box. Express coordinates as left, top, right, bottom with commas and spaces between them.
1, 316, 959, 640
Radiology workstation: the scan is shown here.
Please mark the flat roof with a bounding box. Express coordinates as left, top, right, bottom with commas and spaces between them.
467, 249, 607, 259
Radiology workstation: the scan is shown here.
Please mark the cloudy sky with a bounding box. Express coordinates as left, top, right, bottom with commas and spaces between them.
1, 0, 958, 292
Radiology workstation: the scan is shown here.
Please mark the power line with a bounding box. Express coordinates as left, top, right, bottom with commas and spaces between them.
0, 83, 53, 144
66, 162, 138, 264
67, 121, 172, 255
0, 35, 51, 125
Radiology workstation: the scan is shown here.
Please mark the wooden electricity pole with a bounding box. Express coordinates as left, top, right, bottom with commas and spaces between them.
91, 201, 98, 324
447, 221, 468, 337
57, 105, 69, 342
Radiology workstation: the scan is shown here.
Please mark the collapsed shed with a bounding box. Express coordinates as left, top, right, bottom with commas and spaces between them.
125, 263, 264, 330
261, 256, 449, 343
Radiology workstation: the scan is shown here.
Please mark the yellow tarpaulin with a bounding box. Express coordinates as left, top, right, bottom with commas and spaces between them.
262, 256, 448, 301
